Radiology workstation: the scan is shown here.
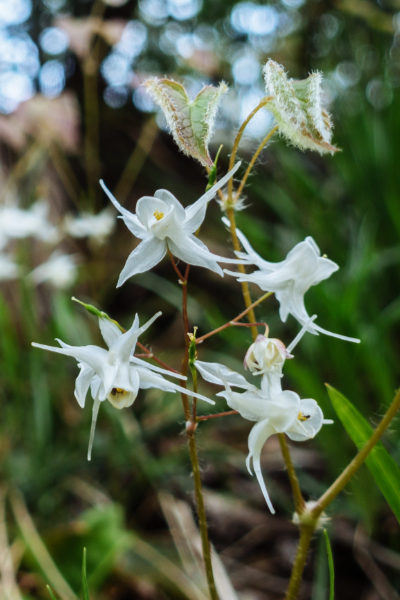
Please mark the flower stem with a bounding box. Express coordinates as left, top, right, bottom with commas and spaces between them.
225, 172, 304, 523
313, 387, 400, 517
197, 410, 238, 421
196, 292, 272, 344
225, 207, 258, 342
285, 525, 315, 600
234, 125, 279, 200
227, 96, 272, 200
285, 387, 400, 600
278, 434, 305, 515
175, 260, 218, 600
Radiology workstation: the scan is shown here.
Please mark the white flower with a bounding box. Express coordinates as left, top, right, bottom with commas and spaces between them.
99, 162, 242, 286
33, 312, 214, 459
0, 253, 19, 280
218, 377, 331, 513
28, 251, 79, 289
64, 207, 116, 245
224, 220, 359, 343
0, 201, 59, 244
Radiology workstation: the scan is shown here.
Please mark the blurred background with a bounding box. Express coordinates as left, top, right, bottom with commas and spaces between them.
0, 0, 400, 598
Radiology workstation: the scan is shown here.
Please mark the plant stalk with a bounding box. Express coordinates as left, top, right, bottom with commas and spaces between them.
172, 255, 218, 600
285, 387, 400, 600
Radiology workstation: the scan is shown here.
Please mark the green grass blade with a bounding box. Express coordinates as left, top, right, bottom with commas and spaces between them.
47, 585, 58, 600
82, 548, 89, 600
323, 530, 334, 600
327, 384, 400, 523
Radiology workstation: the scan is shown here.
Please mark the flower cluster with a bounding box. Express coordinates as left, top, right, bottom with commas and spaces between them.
31, 59, 358, 521
194, 319, 332, 513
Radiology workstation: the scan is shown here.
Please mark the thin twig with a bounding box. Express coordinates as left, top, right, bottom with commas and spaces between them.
197, 411, 238, 422
235, 126, 279, 200
196, 292, 272, 344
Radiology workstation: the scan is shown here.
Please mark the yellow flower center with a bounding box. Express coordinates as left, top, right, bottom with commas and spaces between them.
298, 412, 310, 422
153, 210, 164, 221
111, 388, 127, 396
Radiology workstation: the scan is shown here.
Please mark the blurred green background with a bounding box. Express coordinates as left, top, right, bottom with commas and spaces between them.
0, 0, 400, 597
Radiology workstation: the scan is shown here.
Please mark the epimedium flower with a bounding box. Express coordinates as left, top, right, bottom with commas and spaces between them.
100, 162, 242, 286
32, 312, 214, 460
27, 251, 79, 289
263, 59, 339, 155
217, 376, 331, 513
64, 207, 116, 245
223, 219, 360, 343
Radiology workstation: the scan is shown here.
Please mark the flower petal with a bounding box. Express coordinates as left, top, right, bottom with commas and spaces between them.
117, 237, 167, 286
167, 235, 224, 276
183, 162, 241, 233
131, 356, 186, 380
110, 311, 162, 364
98, 317, 122, 348
100, 180, 147, 238
154, 190, 186, 223
195, 360, 255, 390
136, 365, 214, 404
87, 397, 101, 461
74, 362, 94, 408
246, 419, 276, 513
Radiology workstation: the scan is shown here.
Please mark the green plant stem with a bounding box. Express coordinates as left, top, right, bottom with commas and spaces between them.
285, 525, 315, 600
278, 434, 305, 515
225, 207, 258, 341
234, 125, 279, 200
170, 255, 218, 600
285, 387, 400, 600
227, 96, 272, 199
313, 387, 400, 517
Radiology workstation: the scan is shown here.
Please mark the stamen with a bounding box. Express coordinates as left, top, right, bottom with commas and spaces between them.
298, 412, 311, 422
111, 388, 127, 395
153, 210, 164, 221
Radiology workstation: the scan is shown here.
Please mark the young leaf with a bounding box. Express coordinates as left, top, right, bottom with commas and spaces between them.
323, 530, 334, 600
327, 384, 400, 523
145, 78, 228, 167
263, 59, 339, 155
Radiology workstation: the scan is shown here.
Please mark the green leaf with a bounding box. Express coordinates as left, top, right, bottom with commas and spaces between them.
323, 530, 334, 600
47, 585, 58, 600
145, 78, 227, 167
82, 548, 89, 600
327, 384, 400, 523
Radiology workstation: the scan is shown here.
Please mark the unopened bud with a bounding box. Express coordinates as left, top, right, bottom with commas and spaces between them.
244, 329, 290, 376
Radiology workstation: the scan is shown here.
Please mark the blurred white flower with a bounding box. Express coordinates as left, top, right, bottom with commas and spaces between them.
0, 253, 19, 280
33, 312, 214, 459
100, 162, 242, 286
64, 207, 116, 245
28, 251, 79, 289
224, 220, 359, 343
218, 376, 330, 513
0, 200, 59, 244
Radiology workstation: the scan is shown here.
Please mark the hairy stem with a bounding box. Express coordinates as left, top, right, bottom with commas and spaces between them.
313, 387, 400, 517
278, 434, 305, 515
225, 207, 258, 341
285, 387, 400, 600
174, 258, 218, 600
235, 126, 279, 200
285, 525, 315, 600
227, 96, 272, 200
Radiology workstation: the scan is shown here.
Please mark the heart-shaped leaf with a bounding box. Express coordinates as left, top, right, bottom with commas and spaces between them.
146, 78, 227, 167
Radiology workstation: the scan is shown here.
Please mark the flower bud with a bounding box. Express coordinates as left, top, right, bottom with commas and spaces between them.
244, 328, 291, 376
